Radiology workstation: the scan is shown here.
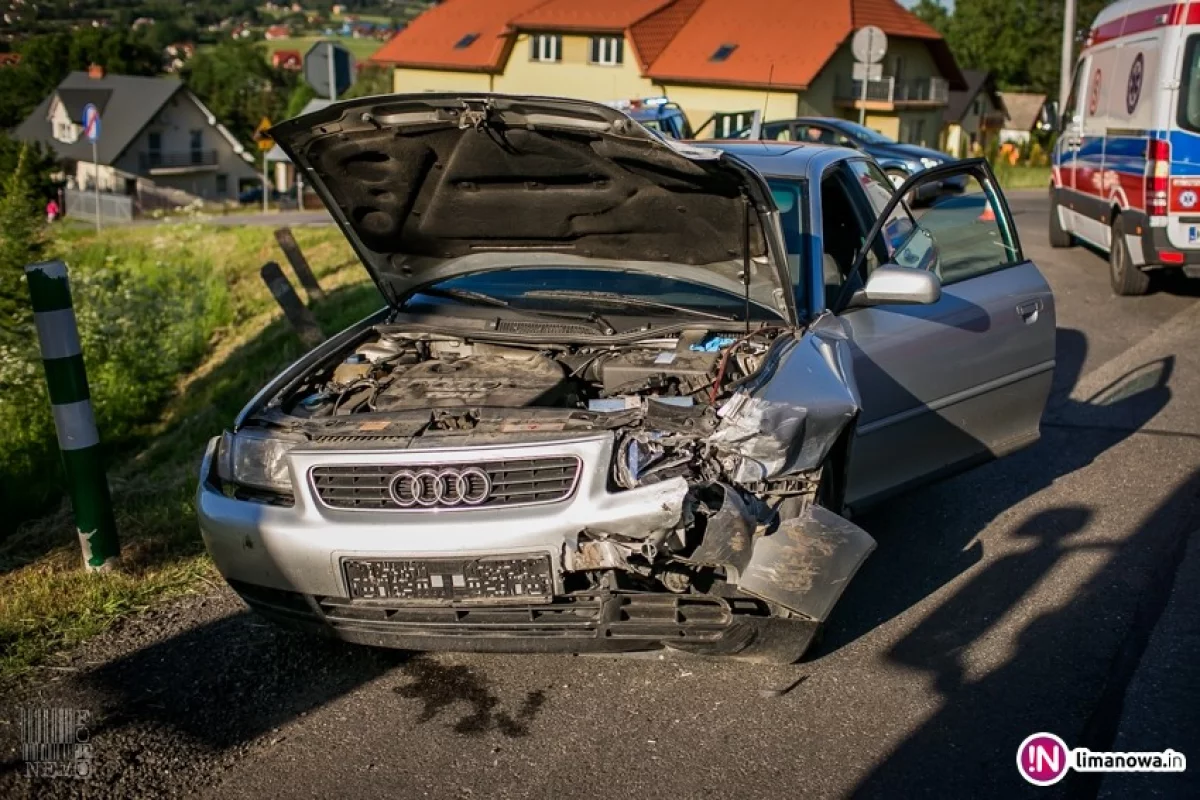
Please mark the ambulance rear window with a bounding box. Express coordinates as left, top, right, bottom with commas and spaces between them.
1179, 35, 1200, 132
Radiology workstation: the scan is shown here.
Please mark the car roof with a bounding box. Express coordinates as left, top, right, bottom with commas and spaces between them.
693, 140, 860, 180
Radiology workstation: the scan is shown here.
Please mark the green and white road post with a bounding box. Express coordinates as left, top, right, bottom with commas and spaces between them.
25, 260, 120, 572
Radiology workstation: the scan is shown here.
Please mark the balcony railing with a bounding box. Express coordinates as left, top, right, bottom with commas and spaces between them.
836, 76, 950, 106
139, 149, 219, 171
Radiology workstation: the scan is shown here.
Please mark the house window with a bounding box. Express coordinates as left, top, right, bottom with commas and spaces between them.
590, 36, 623, 66
891, 55, 905, 79
147, 131, 162, 167
454, 33, 479, 49
190, 130, 203, 164
710, 43, 737, 62
530, 34, 562, 63
216, 173, 228, 194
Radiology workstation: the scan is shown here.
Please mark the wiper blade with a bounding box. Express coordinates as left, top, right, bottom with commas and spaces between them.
522, 290, 736, 322
415, 287, 509, 307
417, 287, 616, 335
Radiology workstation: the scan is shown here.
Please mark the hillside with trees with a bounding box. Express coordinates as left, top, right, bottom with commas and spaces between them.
911, 0, 1113, 95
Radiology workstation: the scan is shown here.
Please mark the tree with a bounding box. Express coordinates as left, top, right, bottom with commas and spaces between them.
343, 64, 392, 100
911, 0, 950, 33
1, 30, 162, 129
942, 0, 1112, 94
0, 146, 45, 349
183, 40, 296, 148
285, 81, 318, 119
0, 134, 60, 205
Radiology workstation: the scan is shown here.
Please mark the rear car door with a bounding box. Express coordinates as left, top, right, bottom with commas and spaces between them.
835, 159, 1056, 510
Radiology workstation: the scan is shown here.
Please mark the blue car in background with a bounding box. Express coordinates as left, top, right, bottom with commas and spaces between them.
742, 116, 964, 197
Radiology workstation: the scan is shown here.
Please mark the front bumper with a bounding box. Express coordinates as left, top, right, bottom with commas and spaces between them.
196, 433, 686, 599
226, 577, 769, 654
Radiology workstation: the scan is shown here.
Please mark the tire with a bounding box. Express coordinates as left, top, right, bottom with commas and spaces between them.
1048, 189, 1074, 248
1109, 215, 1151, 296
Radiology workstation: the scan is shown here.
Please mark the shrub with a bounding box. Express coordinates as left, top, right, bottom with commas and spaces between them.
0, 241, 230, 527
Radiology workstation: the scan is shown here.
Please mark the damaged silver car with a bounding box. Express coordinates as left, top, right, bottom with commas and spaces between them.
197, 94, 1055, 663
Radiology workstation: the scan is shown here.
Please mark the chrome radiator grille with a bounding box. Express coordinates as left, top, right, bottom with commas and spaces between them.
310, 456, 581, 511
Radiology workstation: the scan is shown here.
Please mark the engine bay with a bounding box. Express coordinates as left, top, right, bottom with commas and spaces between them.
284, 327, 779, 419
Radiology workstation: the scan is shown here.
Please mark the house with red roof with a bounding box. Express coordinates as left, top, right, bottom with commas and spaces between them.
369, 0, 965, 146
272, 50, 303, 70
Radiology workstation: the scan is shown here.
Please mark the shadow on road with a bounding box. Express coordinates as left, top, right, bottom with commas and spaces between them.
821, 328, 1172, 658
852, 465, 1200, 797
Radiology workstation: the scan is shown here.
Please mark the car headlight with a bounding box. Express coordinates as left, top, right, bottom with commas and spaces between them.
216, 429, 301, 493
920, 156, 941, 169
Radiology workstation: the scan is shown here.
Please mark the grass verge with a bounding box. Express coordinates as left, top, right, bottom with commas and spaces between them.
0, 222, 382, 680
994, 165, 1052, 191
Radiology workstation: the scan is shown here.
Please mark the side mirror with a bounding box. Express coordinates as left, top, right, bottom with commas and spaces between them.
851, 265, 941, 307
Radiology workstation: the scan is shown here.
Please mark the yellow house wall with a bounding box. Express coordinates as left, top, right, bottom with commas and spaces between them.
493, 34, 657, 100
392, 68, 493, 93
864, 113, 900, 140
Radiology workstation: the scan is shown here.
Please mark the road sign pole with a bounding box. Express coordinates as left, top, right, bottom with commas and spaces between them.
92, 140, 101, 231
859, 29, 872, 127
327, 41, 336, 101
25, 260, 120, 572
262, 148, 269, 214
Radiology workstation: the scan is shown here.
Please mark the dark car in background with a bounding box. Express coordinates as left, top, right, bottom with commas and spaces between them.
741, 117, 963, 197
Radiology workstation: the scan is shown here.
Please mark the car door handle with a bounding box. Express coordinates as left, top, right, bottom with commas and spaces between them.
1016, 300, 1042, 324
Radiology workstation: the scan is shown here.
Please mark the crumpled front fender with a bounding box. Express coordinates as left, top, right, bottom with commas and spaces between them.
738, 504, 876, 621
686, 491, 876, 623
708, 313, 860, 483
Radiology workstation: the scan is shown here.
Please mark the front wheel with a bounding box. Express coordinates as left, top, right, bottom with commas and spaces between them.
1109, 216, 1151, 296
1048, 189, 1074, 248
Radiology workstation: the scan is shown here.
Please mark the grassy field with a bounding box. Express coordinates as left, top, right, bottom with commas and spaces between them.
0, 221, 381, 679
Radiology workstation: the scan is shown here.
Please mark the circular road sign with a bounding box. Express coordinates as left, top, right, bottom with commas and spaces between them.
852, 26, 888, 64
82, 103, 101, 143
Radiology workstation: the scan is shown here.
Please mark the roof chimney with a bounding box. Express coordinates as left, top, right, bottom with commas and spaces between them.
88, 63, 105, 79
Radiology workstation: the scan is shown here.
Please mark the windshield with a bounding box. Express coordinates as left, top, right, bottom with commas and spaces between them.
418, 269, 784, 321
832, 120, 895, 144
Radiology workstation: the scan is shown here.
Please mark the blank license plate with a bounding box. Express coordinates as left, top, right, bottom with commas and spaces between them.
343, 555, 554, 602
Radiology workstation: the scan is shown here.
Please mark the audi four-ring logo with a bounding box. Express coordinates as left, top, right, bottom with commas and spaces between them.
387, 467, 492, 507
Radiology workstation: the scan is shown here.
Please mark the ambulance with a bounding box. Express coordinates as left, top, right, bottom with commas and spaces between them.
1051, 0, 1200, 294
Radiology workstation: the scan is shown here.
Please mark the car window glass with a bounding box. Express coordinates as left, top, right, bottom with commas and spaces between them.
844, 160, 911, 275
766, 178, 807, 296
887, 175, 1020, 285
800, 125, 837, 144
1179, 35, 1200, 131
818, 170, 875, 303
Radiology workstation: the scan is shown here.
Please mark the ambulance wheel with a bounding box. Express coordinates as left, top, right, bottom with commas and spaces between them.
1048, 191, 1073, 248
1109, 216, 1151, 296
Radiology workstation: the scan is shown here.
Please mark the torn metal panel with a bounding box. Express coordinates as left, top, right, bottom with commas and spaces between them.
708, 314, 861, 483
565, 540, 633, 572
685, 486, 757, 578
583, 476, 689, 539
738, 504, 876, 622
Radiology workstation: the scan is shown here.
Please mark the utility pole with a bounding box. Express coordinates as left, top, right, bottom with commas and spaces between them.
1060, 0, 1078, 114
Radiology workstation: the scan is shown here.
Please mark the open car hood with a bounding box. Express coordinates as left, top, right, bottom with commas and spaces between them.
269, 94, 796, 323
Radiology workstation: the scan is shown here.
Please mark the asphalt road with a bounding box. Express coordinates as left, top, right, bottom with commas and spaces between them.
4, 190, 1200, 799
